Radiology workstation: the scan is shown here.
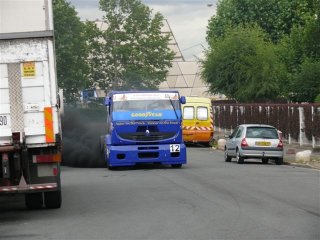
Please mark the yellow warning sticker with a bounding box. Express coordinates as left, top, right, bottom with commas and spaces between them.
22, 62, 36, 77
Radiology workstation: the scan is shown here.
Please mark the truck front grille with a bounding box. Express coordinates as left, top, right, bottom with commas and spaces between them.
118, 132, 176, 141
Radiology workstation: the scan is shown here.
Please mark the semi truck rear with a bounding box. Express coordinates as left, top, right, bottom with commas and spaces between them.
0, 0, 62, 209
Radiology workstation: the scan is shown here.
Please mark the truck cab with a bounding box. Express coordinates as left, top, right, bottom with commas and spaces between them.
102, 91, 187, 168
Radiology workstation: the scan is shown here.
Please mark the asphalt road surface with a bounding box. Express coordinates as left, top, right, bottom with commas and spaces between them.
1, 146, 319, 240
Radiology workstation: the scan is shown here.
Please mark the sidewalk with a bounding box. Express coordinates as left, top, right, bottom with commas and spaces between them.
284, 143, 320, 170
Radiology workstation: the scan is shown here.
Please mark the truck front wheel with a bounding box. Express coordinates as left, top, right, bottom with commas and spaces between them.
171, 164, 182, 168
25, 192, 43, 209
44, 190, 62, 209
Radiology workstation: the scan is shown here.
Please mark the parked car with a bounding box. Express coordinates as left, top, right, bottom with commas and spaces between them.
224, 124, 284, 165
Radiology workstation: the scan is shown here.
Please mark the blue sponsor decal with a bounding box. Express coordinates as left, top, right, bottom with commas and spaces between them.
113, 110, 181, 121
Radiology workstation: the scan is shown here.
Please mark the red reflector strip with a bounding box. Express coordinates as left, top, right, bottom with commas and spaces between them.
0, 183, 57, 193
33, 153, 61, 163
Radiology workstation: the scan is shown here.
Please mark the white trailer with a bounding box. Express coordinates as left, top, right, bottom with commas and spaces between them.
0, 0, 62, 209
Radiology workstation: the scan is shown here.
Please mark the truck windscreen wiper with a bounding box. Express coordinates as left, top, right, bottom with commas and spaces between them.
168, 98, 178, 119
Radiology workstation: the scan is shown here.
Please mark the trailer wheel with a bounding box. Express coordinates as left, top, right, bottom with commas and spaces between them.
44, 190, 62, 209
171, 164, 182, 168
25, 192, 43, 209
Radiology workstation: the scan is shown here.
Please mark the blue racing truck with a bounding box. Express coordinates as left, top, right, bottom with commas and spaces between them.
101, 91, 187, 169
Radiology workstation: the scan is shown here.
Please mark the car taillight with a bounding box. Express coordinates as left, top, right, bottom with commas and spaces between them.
277, 139, 283, 149
241, 138, 248, 147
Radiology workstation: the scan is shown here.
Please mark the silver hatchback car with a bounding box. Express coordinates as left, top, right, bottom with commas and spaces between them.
224, 124, 284, 165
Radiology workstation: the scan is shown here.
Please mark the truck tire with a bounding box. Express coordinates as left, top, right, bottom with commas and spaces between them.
25, 192, 43, 209
107, 162, 116, 170
105, 149, 115, 170
171, 164, 182, 168
44, 190, 62, 209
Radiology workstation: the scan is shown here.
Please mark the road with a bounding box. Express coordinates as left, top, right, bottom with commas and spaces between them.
1, 147, 319, 240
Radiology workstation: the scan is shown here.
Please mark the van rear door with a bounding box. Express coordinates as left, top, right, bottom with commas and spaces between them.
182, 103, 213, 144
182, 105, 196, 141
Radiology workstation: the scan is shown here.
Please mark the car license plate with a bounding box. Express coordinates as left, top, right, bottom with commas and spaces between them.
255, 141, 271, 146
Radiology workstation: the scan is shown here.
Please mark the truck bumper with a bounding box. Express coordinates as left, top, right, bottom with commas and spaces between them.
0, 182, 58, 194
107, 143, 187, 167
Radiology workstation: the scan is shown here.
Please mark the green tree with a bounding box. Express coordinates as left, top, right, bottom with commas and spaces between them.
53, 0, 89, 103
87, 0, 174, 93
207, 0, 314, 43
277, 14, 320, 102
290, 59, 320, 103
204, 0, 319, 102
202, 26, 284, 102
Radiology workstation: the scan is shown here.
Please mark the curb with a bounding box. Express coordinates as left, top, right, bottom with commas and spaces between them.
211, 147, 320, 170
285, 161, 320, 170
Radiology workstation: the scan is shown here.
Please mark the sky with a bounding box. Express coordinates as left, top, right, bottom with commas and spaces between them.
68, 0, 218, 60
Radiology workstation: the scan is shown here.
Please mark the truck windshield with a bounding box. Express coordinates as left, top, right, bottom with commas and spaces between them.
113, 99, 180, 112
111, 92, 181, 121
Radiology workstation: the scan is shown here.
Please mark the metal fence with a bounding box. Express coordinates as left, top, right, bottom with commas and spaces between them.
213, 103, 320, 147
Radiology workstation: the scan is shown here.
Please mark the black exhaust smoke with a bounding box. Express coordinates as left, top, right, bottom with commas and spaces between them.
61, 106, 107, 167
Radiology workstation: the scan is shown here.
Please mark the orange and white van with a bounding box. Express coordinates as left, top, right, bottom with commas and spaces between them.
182, 97, 214, 146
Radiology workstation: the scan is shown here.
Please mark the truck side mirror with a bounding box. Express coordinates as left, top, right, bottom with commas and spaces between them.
180, 96, 186, 104
104, 97, 110, 106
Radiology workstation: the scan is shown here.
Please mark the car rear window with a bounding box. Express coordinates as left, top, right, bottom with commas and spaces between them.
245, 127, 279, 139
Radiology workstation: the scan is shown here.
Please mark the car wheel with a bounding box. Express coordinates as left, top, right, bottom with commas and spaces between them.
44, 190, 62, 209
275, 158, 283, 165
224, 148, 232, 162
25, 192, 43, 209
236, 149, 244, 164
262, 158, 269, 164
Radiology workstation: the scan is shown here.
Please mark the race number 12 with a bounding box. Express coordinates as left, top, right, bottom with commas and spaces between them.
170, 144, 180, 152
